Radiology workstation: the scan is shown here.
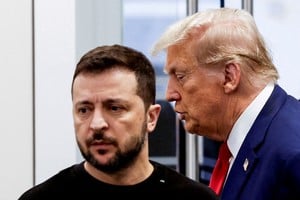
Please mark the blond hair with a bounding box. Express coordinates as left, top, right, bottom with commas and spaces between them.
151, 8, 279, 84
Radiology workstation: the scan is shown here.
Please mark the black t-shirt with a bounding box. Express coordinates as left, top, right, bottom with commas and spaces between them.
18, 160, 218, 199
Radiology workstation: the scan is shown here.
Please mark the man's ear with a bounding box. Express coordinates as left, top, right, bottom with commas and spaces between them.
147, 104, 161, 132
223, 63, 241, 93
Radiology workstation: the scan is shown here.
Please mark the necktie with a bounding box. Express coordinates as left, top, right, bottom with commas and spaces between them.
209, 142, 232, 195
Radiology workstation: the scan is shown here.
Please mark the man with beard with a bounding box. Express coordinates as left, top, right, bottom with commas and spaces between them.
18, 44, 218, 199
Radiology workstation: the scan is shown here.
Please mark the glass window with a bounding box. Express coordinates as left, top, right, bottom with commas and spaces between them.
123, 0, 186, 100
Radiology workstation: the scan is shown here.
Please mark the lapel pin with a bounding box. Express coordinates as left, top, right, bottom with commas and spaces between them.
243, 158, 249, 171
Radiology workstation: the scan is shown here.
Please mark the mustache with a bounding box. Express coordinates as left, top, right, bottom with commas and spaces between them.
93, 132, 105, 140
86, 131, 116, 145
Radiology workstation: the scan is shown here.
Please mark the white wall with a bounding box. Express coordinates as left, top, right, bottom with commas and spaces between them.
255, 0, 300, 99
0, 1, 33, 199
75, 0, 122, 59
34, 0, 77, 185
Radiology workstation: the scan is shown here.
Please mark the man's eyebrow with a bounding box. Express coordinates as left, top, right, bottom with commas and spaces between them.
164, 65, 176, 74
105, 98, 131, 104
75, 100, 91, 106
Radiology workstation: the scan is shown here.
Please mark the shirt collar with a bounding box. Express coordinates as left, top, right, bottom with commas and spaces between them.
227, 83, 275, 158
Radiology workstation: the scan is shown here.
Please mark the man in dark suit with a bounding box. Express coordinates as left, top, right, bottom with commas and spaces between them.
151, 8, 300, 200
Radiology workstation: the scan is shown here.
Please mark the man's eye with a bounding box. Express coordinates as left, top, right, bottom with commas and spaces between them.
175, 73, 185, 80
78, 107, 89, 114
111, 105, 121, 111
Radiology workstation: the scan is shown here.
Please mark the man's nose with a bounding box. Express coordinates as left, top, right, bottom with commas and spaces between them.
90, 110, 108, 131
165, 79, 180, 102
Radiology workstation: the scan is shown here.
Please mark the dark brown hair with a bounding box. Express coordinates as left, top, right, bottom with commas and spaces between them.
71, 44, 156, 108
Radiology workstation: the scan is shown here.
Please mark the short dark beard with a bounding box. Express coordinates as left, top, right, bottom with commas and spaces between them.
78, 120, 147, 174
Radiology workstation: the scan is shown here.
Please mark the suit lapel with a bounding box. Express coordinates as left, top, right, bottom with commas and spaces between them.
221, 141, 258, 199
221, 85, 287, 199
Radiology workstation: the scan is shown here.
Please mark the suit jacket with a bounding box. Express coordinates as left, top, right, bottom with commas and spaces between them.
221, 85, 300, 200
